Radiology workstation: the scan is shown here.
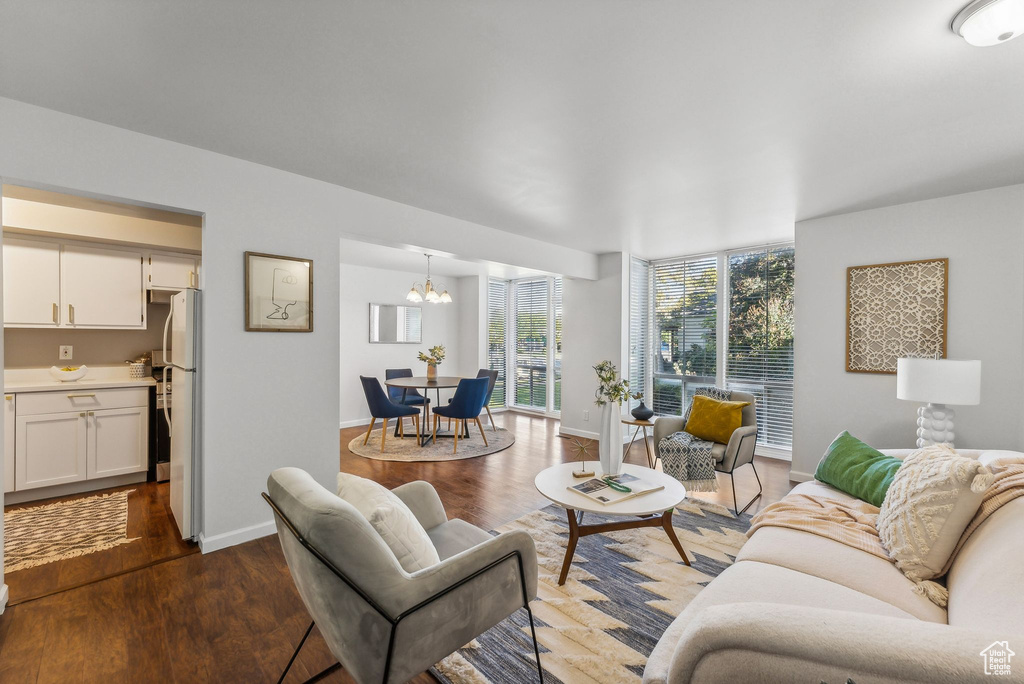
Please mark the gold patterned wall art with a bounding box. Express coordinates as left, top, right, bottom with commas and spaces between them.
846, 258, 948, 374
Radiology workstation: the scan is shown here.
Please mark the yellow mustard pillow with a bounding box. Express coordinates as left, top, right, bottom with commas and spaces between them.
684, 395, 750, 444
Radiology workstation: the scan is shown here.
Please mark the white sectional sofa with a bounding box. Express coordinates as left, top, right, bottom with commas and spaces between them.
643, 449, 1024, 684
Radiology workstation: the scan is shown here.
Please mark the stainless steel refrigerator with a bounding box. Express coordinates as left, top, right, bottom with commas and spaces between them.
162, 289, 201, 540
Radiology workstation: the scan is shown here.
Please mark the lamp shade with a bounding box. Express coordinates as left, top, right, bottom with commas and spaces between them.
896, 358, 981, 405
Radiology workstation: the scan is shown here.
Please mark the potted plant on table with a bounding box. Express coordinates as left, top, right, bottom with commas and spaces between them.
594, 360, 630, 476
418, 344, 446, 381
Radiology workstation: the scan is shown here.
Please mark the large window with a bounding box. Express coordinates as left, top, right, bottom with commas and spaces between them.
725, 246, 795, 449
487, 278, 508, 408
487, 276, 562, 413
634, 243, 795, 452
652, 255, 718, 416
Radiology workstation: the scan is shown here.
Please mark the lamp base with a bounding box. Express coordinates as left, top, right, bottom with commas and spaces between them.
916, 403, 955, 449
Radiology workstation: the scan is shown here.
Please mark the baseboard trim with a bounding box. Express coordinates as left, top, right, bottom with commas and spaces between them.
3, 471, 147, 505
198, 520, 276, 553
0, 583, 8, 615
557, 425, 633, 444
789, 470, 814, 483
340, 417, 372, 429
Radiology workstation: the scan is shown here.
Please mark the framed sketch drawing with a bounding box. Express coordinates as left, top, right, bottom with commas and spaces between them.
244, 251, 313, 332
846, 257, 947, 374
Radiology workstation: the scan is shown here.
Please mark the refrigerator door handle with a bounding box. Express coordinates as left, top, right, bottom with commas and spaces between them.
162, 366, 172, 430
162, 306, 173, 366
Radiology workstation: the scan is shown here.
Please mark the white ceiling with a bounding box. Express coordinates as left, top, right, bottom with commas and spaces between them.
1, 1, 1021, 260
339, 238, 546, 280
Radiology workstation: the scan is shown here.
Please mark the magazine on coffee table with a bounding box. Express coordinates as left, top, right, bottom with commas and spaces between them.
567, 472, 665, 505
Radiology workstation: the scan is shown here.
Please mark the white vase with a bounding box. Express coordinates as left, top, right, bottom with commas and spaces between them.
598, 402, 624, 476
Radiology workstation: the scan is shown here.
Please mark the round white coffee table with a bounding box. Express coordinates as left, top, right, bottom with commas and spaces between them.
535, 461, 690, 585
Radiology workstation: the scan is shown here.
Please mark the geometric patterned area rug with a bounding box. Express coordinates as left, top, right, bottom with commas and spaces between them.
348, 427, 515, 463
431, 498, 752, 683
3, 489, 138, 573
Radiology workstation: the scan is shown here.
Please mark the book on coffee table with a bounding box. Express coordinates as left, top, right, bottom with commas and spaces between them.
567, 472, 665, 505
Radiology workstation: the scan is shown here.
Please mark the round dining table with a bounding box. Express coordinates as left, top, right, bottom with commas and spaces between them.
384, 376, 469, 446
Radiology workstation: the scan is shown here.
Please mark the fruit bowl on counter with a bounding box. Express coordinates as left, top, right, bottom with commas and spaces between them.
49, 365, 89, 382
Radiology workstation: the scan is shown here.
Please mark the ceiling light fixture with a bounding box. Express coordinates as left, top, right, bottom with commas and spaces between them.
952, 0, 1024, 46
406, 254, 452, 304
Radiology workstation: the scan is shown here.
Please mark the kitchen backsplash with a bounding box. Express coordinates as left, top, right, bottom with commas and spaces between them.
4, 301, 168, 368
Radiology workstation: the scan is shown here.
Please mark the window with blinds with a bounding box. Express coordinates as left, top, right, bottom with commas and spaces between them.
725, 246, 795, 448
553, 277, 563, 411
512, 278, 549, 410
487, 278, 508, 408
652, 256, 718, 416
628, 257, 650, 412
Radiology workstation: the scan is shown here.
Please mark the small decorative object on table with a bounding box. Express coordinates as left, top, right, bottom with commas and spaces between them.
417, 344, 445, 381
568, 437, 596, 478
594, 360, 630, 477
630, 391, 654, 421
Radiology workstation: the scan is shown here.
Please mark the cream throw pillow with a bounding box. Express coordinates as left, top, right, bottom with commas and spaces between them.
877, 445, 993, 583
337, 472, 440, 573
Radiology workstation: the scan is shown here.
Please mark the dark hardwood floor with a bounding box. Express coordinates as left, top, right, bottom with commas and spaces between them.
3, 481, 198, 606
0, 412, 796, 683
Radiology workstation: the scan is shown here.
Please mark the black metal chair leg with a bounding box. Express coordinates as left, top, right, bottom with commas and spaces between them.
526, 604, 544, 683
729, 462, 763, 516
278, 621, 315, 684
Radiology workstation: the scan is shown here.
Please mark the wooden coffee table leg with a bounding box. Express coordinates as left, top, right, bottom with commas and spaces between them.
661, 510, 691, 566
557, 508, 581, 585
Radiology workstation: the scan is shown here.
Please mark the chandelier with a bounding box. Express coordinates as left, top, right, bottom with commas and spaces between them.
407, 254, 452, 304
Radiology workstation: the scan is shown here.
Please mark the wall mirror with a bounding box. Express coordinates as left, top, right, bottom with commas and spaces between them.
369, 304, 422, 344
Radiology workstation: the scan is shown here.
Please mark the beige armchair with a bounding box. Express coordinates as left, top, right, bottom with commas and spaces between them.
653, 390, 761, 515
263, 467, 542, 684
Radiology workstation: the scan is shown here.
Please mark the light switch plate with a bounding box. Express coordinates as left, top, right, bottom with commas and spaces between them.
59, 345, 73, 360
583, 409, 590, 421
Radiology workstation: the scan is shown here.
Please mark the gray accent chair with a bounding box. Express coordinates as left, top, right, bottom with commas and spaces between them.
263, 467, 542, 684
653, 390, 761, 515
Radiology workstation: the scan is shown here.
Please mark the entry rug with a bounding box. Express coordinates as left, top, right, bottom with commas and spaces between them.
431, 499, 752, 684
3, 489, 138, 572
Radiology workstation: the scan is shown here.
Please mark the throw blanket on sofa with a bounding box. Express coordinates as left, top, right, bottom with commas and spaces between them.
746, 494, 889, 560
938, 462, 1024, 575
658, 387, 733, 493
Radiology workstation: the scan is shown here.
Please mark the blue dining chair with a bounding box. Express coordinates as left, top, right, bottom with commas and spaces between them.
385, 368, 425, 406
359, 376, 420, 452
447, 369, 499, 431
432, 376, 489, 454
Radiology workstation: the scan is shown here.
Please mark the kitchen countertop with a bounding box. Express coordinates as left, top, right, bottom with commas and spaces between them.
4, 366, 157, 394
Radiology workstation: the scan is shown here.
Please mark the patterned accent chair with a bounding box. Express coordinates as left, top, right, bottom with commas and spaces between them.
653, 389, 761, 515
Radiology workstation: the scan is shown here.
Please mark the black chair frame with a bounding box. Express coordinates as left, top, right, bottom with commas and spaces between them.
262, 492, 544, 684
716, 431, 763, 515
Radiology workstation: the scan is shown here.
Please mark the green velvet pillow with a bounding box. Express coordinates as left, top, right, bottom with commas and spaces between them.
814, 431, 903, 507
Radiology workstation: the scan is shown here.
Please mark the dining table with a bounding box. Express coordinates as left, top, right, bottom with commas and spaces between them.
384, 375, 470, 446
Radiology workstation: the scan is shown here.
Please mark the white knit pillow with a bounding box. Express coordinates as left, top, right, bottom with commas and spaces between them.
337, 472, 440, 572
877, 445, 993, 583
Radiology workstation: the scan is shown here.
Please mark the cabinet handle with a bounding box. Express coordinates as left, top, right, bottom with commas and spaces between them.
67, 393, 96, 398
52, 302, 58, 324
69, 304, 75, 324
188, 270, 196, 288
80, 412, 87, 417
88, 411, 95, 416
5, 395, 12, 401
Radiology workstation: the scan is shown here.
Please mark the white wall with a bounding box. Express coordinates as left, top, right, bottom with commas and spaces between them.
339, 264, 467, 427
0, 95, 599, 590
792, 184, 1024, 480
560, 253, 629, 439
457, 275, 486, 377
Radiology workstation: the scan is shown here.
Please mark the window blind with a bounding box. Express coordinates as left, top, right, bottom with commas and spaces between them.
628, 257, 650, 412
487, 278, 508, 407
512, 278, 549, 410
725, 246, 795, 448
652, 256, 718, 416
553, 277, 563, 411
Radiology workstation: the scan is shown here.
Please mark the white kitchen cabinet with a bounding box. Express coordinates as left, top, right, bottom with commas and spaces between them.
4, 394, 14, 494
3, 237, 61, 326
61, 244, 145, 329
15, 411, 89, 490
88, 406, 148, 479
148, 252, 199, 290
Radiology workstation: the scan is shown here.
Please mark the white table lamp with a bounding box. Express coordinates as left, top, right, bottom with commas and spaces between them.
896, 358, 981, 448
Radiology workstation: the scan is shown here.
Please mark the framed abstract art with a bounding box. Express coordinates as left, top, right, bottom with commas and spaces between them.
846, 258, 947, 373
244, 251, 313, 332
